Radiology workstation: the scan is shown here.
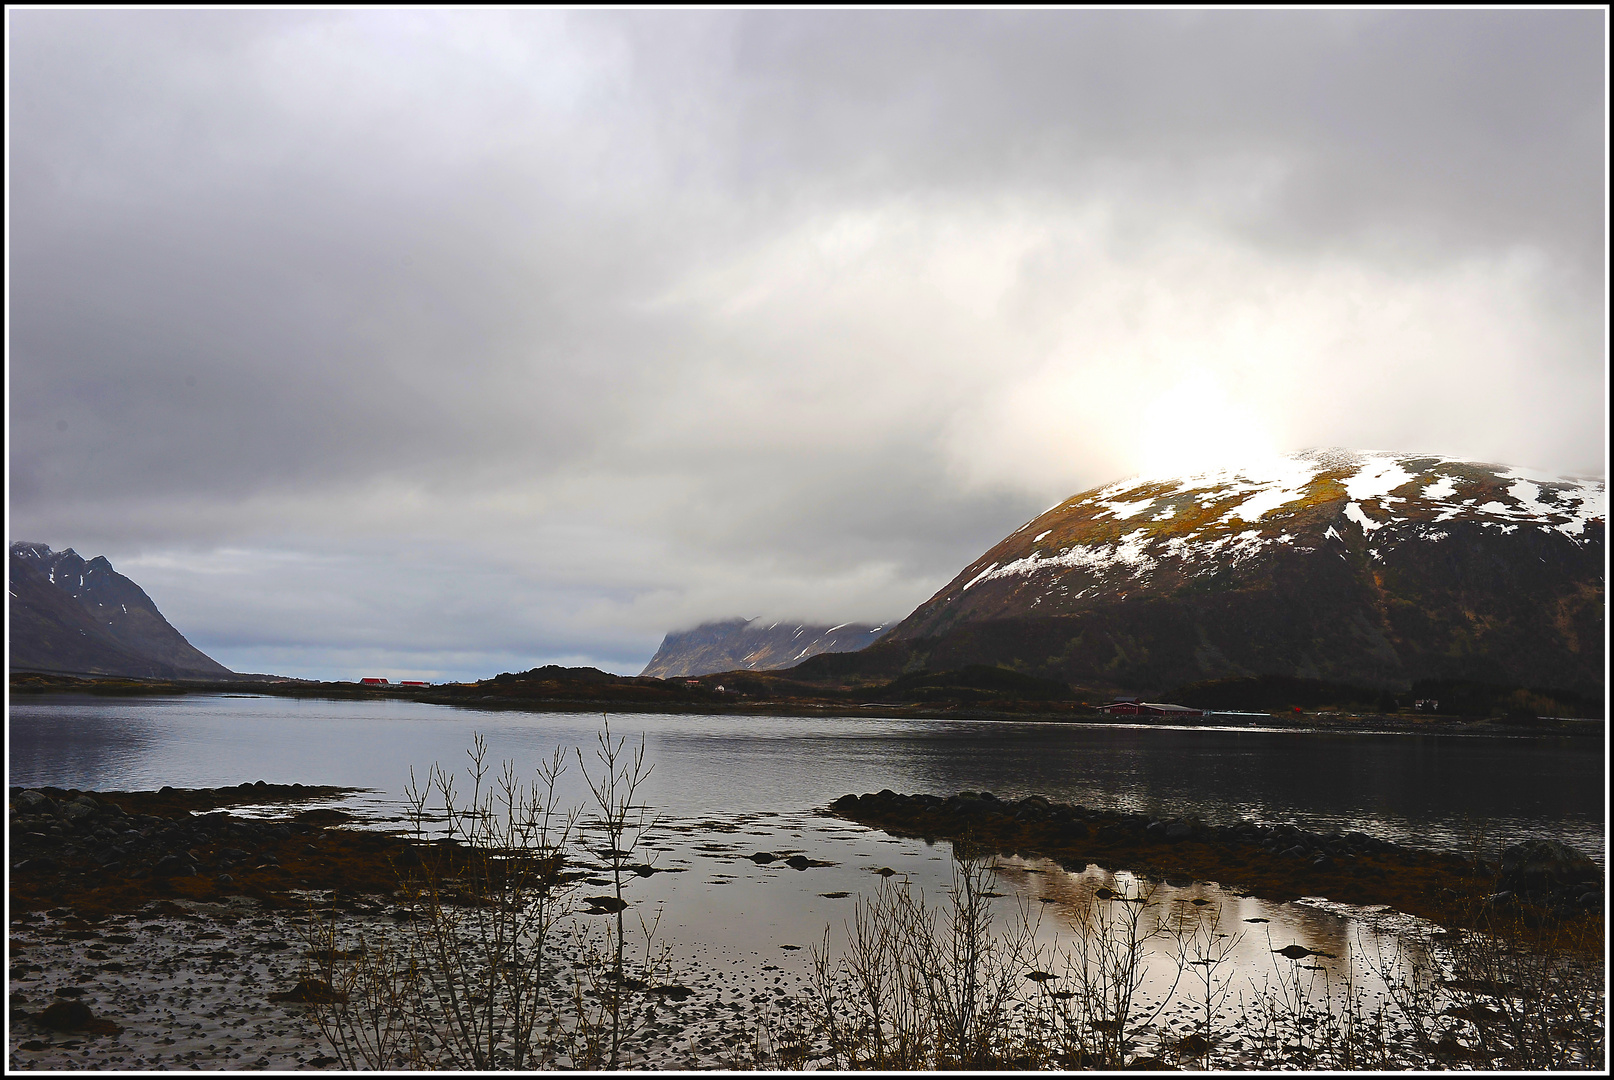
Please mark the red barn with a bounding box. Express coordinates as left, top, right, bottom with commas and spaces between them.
360, 677, 389, 685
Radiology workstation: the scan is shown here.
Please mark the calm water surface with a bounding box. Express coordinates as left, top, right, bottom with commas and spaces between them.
9, 693, 1604, 1042
8, 694, 1603, 860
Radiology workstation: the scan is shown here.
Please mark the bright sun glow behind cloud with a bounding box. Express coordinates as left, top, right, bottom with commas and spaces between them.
1133, 368, 1280, 479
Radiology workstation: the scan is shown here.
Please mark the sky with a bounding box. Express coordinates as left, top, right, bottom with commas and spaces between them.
7, 9, 1608, 681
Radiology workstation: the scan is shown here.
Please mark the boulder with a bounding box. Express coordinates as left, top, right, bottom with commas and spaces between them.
152, 855, 197, 878
1498, 840, 1600, 896
37, 999, 123, 1036
269, 979, 348, 1004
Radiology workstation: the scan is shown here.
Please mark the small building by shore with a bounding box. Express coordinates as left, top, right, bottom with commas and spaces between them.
1097, 699, 1204, 718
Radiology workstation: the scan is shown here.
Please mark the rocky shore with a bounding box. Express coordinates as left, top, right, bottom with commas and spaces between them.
7, 785, 808, 1069
6, 784, 424, 920
829, 789, 1604, 934
7, 784, 406, 1068
10, 782, 1603, 1069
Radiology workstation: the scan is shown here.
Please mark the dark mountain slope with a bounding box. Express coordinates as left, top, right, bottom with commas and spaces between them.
793, 451, 1605, 698
9, 543, 236, 679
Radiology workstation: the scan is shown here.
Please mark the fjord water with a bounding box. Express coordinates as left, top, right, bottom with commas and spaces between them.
10, 693, 1604, 1051
9, 694, 1602, 861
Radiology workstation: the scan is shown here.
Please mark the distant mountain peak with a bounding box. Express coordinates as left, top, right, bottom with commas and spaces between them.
641, 617, 891, 678
8, 542, 236, 680
962, 450, 1603, 606
879, 450, 1603, 698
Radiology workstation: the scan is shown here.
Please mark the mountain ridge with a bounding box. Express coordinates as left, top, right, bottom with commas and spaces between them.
9, 542, 237, 680
640, 617, 890, 678
793, 449, 1604, 698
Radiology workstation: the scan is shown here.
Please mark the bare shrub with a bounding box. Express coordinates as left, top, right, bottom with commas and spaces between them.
300, 722, 680, 1070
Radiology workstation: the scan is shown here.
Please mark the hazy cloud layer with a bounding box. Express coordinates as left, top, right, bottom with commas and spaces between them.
9, 10, 1606, 680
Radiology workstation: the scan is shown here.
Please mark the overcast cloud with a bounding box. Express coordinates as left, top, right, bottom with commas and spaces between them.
7, 9, 1607, 680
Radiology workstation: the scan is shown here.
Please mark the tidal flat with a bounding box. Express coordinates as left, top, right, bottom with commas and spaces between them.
8, 780, 1604, 1070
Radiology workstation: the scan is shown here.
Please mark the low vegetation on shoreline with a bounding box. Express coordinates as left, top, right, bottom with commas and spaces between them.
11, 669, 1604, 734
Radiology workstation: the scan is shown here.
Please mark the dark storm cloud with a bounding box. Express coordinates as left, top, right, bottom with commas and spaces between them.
7, 9, 1605, 678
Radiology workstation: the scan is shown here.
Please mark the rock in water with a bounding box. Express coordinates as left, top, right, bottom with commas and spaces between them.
1498, 839, 1600, 895
37, 1000, 123, 1035
269, 979, 348, 1004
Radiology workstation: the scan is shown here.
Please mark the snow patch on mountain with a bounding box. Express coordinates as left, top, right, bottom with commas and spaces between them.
1342, 457, 1417, 502
965, 527, 1159, 590
1343, 502, 1384, 533
958, 450, 1604, 596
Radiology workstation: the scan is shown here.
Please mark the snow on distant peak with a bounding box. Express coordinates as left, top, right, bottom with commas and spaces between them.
1076, 450, 1603, 536
1343, 501, 1384, 534
1342, 457, 1418, 502
1085, 451, 1334, 528
1422, 475, 1460, 500
963, 450, 1605, 597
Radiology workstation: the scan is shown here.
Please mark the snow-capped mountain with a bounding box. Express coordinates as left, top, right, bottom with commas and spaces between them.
641, 617, 890, 678
882, 450, 1604, 696
9, 542, 236, 679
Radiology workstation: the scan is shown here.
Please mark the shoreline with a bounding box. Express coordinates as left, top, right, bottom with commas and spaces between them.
829, 789, 1605, 944
12, 673, 1604, 739
9, 783, 1604, 1070
7, 784, 764, 1070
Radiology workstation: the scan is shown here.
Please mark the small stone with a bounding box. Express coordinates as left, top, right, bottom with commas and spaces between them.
38, 999, 123, 1035
269, 979, 348, 1004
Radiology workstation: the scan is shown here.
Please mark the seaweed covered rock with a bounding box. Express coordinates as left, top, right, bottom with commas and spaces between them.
1497, 840, 1601, 911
